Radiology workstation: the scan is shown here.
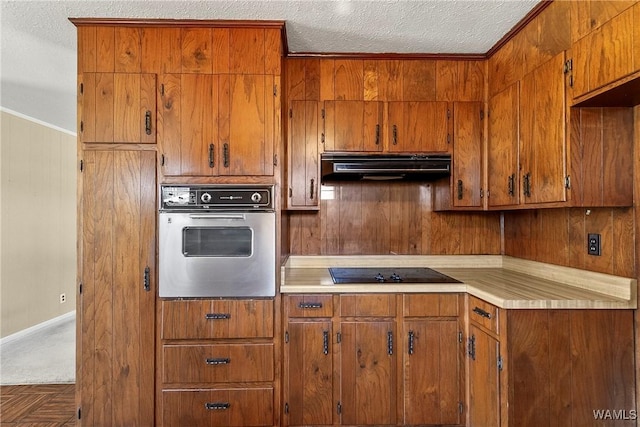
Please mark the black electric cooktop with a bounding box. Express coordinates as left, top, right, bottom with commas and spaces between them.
328, 267, 461, 284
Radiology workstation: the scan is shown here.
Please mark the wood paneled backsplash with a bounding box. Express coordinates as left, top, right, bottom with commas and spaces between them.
504, 208, 635, 277
288, 182, 501, 256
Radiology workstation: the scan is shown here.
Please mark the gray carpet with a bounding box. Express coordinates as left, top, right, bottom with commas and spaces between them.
0, 313, 75, 385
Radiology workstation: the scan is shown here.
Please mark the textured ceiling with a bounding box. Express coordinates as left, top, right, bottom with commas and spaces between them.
0, 0, 539, 133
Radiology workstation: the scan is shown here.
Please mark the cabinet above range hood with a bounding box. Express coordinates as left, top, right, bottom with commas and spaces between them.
321, 153, 451, 183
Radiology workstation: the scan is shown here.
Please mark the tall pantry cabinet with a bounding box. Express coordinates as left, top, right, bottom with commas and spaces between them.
72, 19, 284, 426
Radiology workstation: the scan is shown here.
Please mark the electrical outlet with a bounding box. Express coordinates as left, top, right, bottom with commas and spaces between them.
587, 233, 601, 256
60, 293, 66, 304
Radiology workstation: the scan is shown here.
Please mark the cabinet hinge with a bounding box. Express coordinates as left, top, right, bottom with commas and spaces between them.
160, 84, 165, 96
80, 121, 84, 133
321, 109, 325, 120
458, 331, 463, 343
161, 154, 166, 167
284, 331, 289, 343
459, 401, 464, 414
480, 188, 484, 198
336, 332, 342, 343
498, 355, 504, 371
447, 109, 451, 119
337, 402, 342, 415
79, 282, 83, 295
79, 160, 84, 172
289, 188, 293, 198
273, 154, 278, 166
565, 175, 571, 189
447, 134, 451, 144
77, 407, 81, 420
289, 108, 292, 118
564, 59, 573, 73
480, 109, 485, 120
79, 83, 83, 95
321, 133, 325, 144
284, 403, 289, 414
273, 85, 278, 97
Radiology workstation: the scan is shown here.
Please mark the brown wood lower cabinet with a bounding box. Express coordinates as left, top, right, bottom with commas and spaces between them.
283, 293, 463, 427
466, 295, 636, 427
159, 299, 276, 426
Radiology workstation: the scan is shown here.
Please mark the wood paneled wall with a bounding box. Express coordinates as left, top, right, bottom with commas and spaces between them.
289, 183, 501, 256
504, 208, 635, 277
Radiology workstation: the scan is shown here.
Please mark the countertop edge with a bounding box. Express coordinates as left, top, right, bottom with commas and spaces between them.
280, 255, 637, 310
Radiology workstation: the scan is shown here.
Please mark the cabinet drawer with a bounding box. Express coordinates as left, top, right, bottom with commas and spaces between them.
468, 295, 499, 335
340, 294, 396, 317
403, 294, 459, 317
286, 294, 333, 317
162, 299, 274, 339
163, 343, 274, 384
162, 387, 274, 427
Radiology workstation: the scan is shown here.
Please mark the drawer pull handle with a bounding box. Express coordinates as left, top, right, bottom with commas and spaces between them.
205, 313, 231, 320
205, 402, 230, 411
206, 357, 231, 365
299, 302, 323, 309
473, 307, 492, 319
408, 330, 415, 355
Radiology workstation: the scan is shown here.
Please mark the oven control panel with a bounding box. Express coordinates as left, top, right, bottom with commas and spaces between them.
161, 185, 273, 211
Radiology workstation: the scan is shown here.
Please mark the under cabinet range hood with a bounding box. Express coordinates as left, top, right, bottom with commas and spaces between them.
321, 153, 451, 182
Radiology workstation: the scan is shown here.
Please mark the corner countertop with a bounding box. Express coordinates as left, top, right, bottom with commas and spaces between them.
280, 255, 637, 309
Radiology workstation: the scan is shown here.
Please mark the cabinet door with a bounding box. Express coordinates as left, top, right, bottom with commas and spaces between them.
323, 100, 383, 152
488, 82, 520, 207
219, 74, 275, 176
452, 101, 483, 207
284, 321, 334, 426
288, 101, 320, 209
520, 53, 567, 205
340, 321, 397, 425
468, 325, 500, 427
80, 73, 156, 144
387, 101, 449, 153
403, 319, 461, 425
159, 74, 218, 176
79, 150, 156, 426
573, 6, 636, 98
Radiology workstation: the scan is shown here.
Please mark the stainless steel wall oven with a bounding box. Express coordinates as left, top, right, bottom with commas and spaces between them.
159, 185, 275, 298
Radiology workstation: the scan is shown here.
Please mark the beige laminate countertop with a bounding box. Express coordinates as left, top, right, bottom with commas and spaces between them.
280, 255, 637, 309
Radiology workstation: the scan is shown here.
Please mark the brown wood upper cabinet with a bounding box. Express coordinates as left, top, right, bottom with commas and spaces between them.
79, 73, 157, 144
487, 52, 568, 209
287, 101, 320, 209
572, 3, 639, 100
323, 100, 384, 152
519, 52, 567, 205
159, 73, 276, 176
487, 82, 520, 208
387, 101, 450, 153
322, 100, 450, 153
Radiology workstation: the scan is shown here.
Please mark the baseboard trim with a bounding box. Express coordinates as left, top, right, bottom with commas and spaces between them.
0, 311, 76, 346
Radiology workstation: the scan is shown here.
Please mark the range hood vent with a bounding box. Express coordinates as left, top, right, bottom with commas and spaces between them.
321, 153, 451, 183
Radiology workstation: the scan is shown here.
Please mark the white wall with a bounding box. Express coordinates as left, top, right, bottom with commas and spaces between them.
1, 109, 76, 337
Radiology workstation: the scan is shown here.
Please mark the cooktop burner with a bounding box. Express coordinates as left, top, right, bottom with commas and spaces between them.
328, 267, 461, 284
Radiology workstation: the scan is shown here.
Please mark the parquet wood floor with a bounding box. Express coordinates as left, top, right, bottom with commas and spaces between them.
0, 384, 75, 426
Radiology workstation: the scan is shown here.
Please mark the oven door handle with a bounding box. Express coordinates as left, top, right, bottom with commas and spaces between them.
188, 214, 246, 220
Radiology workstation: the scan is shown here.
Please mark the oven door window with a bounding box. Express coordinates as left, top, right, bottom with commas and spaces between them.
182, 227, 253, 257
